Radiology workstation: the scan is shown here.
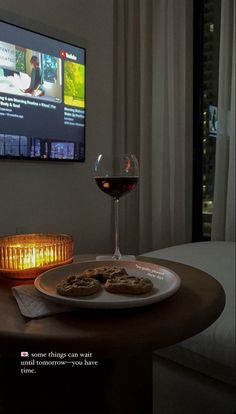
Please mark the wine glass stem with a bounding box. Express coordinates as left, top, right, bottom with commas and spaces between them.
113, 198, 121, 259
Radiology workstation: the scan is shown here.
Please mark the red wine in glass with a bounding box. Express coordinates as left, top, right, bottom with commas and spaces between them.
94, 154, 139, 260
95, 176, 139, 199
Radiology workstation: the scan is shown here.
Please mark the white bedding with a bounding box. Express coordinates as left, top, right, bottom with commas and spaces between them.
143, 242, 235, 369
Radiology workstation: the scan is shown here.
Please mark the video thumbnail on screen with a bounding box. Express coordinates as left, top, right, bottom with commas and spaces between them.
0, 41, 62, 102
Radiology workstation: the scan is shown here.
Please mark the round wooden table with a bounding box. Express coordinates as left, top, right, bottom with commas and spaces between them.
0, 256, 225, 414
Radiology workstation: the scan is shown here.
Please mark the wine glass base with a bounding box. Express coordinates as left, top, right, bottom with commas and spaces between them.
96, 255, 136, 261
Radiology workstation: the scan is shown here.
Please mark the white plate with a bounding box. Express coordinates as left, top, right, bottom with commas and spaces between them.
34, 260, 181, 310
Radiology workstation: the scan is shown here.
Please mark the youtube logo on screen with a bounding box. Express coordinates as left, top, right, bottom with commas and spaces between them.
60, 50, 77, 61
60, 50, 66, 58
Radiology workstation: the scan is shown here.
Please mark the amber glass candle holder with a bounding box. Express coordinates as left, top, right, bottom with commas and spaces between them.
0, 233, 73, 279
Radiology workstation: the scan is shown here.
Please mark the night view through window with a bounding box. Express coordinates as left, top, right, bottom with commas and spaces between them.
202, 0, 221, 237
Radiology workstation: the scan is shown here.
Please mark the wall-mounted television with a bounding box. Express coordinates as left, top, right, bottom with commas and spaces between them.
0, 20, 86, 161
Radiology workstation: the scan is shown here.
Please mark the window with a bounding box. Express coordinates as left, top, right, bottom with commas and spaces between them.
15, 47, 26, 72
193, 0, 221, 240
42, 54, 58, 83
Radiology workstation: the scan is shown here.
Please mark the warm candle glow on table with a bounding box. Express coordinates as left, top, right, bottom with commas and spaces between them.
0, 234, 73, 279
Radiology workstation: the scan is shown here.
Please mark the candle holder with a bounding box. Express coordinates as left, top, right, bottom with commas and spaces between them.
0, 233, 73, 279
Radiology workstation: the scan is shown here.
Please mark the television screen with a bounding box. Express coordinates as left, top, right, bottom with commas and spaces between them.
0, 20, 85, 161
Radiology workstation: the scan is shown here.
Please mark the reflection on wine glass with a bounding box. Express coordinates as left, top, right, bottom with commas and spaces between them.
94, 154, 139, 260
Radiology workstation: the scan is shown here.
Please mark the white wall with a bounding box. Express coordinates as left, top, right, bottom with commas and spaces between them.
0, 0, 114, 254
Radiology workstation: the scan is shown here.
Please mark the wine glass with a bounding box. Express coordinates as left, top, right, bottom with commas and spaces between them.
94, 154, 139, 260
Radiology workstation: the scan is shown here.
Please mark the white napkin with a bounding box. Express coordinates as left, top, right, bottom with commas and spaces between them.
12, 284, 72, 319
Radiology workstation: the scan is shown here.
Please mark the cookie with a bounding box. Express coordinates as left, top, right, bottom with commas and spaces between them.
82, 266, 128, 283
56, 274, 100, 297
104, 275, 153, 295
